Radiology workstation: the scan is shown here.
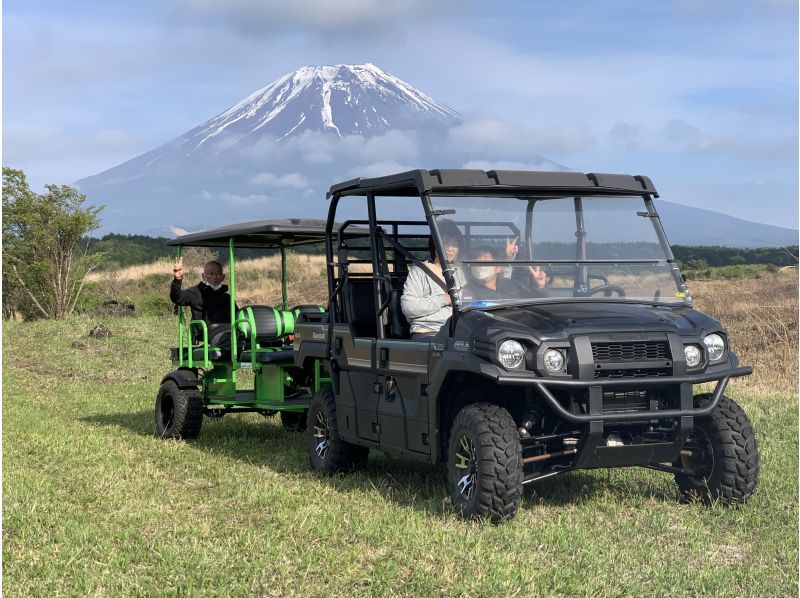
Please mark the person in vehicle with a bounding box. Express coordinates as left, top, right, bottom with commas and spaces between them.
401, 220, 466, 340
170, 257, 236, 348
464, 247, 548, 301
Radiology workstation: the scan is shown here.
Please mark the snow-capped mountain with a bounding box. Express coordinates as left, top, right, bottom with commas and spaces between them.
78, 64, 461, 187
73, 63, 794, 247
194, 63, 460, 142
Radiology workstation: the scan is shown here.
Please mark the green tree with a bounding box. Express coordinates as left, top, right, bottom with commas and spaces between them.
3, 167, 104, 319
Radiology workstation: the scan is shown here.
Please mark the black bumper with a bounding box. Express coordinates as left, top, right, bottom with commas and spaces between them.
497, 366, 752, 423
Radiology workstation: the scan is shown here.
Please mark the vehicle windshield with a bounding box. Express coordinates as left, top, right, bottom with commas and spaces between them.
429, 194, 688, 308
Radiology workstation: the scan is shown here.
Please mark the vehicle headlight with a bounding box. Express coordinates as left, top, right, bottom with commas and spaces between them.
543, 348, 565, 373
684, 345, 702, 368
498, 340, 525, 369
704, 334, 726, 362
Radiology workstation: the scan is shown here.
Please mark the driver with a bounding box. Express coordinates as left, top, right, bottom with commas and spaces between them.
401, 220, 466, 340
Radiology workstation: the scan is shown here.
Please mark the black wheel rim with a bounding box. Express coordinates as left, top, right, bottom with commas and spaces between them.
312, 410, 330, 461
454, 434, 478, 501
681, 428, 714, 479
160, 395, 174, 430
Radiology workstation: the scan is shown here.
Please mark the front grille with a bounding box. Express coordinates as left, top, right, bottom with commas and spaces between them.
603, 390, 648, 413
592, 341, 670, 363
594, 367, 671, 379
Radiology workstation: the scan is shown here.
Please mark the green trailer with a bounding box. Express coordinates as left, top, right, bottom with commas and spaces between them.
155, 218, 331, 439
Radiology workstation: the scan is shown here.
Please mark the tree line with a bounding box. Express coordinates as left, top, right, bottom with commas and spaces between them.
3, 166, 797, 320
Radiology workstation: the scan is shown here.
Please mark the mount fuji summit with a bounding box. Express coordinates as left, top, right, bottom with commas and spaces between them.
78, 64, 461, 191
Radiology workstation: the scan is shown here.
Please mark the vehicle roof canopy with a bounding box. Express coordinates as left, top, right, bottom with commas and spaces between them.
328, 169, 658, 198
167, 218, 331, 248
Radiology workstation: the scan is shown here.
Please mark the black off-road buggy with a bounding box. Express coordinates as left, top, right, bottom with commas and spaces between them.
294, 169, 759, 522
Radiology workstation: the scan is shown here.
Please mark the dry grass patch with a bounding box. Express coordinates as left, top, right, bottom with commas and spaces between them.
690, 271, 797, 394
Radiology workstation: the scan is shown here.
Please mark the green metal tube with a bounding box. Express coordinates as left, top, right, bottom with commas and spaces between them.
280, 243, 288, 310
229, 237, 237, 368
176, 246, 184, 366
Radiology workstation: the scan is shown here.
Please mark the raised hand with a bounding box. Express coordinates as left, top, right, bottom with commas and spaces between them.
505, 236, 519, 261
528, 265, 547, 289
173, 256, 184, 280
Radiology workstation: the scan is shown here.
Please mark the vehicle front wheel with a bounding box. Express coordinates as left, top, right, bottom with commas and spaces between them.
447, 403, 523, 523
155, 380, 203, 439
307, 387, 368, 473
673, 395, 759, 505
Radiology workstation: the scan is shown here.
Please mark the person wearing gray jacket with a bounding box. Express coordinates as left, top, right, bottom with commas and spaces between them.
401, 222, 465, 340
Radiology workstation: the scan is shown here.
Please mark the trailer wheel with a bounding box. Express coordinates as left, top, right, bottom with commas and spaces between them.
307, 387, 368, 473
673, 395, 759, 505
447, 403, 522, 523
280, 410, 307, 433
155, 380, 203, 439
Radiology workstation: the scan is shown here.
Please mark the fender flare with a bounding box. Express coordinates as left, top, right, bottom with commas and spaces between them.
161, 367, 201, 390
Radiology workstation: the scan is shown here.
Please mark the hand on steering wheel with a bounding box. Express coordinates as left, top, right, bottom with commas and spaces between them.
585, 284, 626, 298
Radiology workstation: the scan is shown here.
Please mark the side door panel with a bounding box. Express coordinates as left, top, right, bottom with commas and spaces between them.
375, 339, 432, 456
331, 325, 380, 443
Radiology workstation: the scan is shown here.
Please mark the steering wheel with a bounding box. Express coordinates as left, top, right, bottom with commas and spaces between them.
586, 284, 626, 298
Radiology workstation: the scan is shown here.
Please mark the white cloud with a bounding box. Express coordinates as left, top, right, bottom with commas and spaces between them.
447, 117, 591, 158
218, 192, 272, 205
249, 172, 310, 189
461, 160, 567, 172
170, 225, 191, 236
347, 160, 414, 178
609, 122, 643, 151
171, 0, 452, 34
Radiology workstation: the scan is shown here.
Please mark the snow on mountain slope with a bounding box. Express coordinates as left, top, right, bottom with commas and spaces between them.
78, 64, 461, 186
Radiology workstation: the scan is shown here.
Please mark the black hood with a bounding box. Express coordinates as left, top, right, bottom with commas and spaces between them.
463, 301, 721, 341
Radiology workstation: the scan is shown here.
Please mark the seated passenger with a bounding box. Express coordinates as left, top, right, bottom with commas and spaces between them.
170, 257, 237, 348
401, 221, 466, 341
464, 247, 548, 302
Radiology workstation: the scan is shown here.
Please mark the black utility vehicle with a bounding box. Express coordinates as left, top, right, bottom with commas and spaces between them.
297, 169, 759, 522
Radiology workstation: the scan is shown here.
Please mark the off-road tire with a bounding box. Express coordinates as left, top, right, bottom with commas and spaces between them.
674, 394, 759, 505
307, 387, 368, 473
155, 380, 203, 439
280, 410, 308, 433
447, 403, 523, 523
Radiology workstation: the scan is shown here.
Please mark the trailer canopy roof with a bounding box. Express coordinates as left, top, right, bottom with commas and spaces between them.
328, 169, 658, 199
167, 218, 331, 248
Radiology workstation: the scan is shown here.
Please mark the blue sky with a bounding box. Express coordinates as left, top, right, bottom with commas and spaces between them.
4, 0, 798, 228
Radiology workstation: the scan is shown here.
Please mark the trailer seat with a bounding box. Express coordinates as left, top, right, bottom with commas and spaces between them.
239, 347, 295, 365
170, 346, 230, 362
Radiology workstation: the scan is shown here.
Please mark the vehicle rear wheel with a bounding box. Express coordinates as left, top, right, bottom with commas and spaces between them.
280, 410, 307, 433
155, 380, 203, 439
307, 387, 368, 473
447, 403, 523, 523
673, 395, 759, 505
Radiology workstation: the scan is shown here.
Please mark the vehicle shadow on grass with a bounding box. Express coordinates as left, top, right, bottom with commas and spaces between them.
81, 410, 679, 516
81, 409, 453, 517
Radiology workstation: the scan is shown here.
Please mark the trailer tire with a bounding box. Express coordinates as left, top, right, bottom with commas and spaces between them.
280, 410, 307, 433
155, 380, 203, 439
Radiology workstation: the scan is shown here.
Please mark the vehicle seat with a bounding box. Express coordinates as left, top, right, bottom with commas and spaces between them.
387, 277, 411, 339
343, 279, 377, 337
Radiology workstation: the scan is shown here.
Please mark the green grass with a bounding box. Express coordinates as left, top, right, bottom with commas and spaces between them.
4, 316, 798, 596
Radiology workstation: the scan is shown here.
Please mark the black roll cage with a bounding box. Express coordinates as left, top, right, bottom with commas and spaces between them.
324, 170, 687, 341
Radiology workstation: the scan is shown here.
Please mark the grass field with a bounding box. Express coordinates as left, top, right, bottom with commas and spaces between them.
3, 273, 798, 595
